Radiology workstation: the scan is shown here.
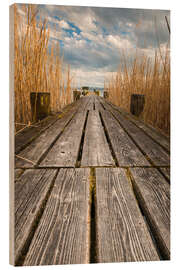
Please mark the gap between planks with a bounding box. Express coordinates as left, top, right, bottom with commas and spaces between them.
104, 100, 170, 154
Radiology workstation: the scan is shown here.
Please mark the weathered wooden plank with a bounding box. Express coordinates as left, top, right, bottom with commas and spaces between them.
100, 110, 150, 166
159, 167, 170, 182
15, 169, 24, 181
127, 117, 170, 153
107, 107, 170, 166
130, 167, 170, 259
15, 108, 78, 168
96, 168, 160, 263
15, 115, 59, 154
40, 112, 87, 167
106, 101, 170, 152
23, 168, 90, 266
85, 96, 95, 111
77, 96, 90, 112
15, 169, 57, 264
94, 96, 104, 111
81, 110, 115, 167
15, 99, 83, 155
99, 98, 113, 111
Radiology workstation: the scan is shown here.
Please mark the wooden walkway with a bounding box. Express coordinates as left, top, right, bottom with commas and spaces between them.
14, 95, 170, 266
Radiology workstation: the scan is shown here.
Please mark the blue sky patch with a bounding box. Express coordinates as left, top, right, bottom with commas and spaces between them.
67, 21, 81, 34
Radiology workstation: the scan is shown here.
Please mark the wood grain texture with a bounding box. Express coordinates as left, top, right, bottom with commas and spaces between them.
100, 110, 150, 166
15, 169, 24, 181
159, 168, 170, 182
15, 108, 78, 168
81, 110, 115, 167
127, 117, 170, 153
23, 168, 90, 266
77, 96, 91, 112
40, 112, 87, 167
130, 167, 170, 259
15, 169, 57, 264
12, 96, 171, 265
95, 168, 160, 263
109, 108, 170, 166
94, 96, 104, 111
107, 101, 170, 152
15, 115, 59, 154
15, 99, 83, 155
85, 96, 95, 111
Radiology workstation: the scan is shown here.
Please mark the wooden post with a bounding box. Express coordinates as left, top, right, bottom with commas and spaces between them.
30, 92, 50, 122
104, 91, 109, 99
130, 94, 145, 117
73, 90, 81, 101
94, 90, 100, 96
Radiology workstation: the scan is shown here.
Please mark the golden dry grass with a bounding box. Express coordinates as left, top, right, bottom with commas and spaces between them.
105, 47, 170, 135
14, 4, 73, 131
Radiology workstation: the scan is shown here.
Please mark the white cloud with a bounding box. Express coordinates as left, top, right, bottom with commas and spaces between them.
72, 68, 117, 87
106, 35, 133, 50
49, 28, 61, 40
64, 37, 86, 49
73, 32, 79, 38
60, 20, 70, 29
81, 32, 104, 45
16, 4, 170, 88
46, 16, 59, 25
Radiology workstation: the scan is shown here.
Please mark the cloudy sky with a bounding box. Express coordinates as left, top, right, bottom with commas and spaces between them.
17, 4, 170, 88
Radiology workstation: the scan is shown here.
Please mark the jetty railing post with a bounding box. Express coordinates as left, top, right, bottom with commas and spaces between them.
30, 92, 50, 122
73, 90, 81, 101
130, 94, 145, 117
104, 91, 109, 99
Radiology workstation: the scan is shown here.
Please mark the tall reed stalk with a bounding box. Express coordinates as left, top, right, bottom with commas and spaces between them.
14, 4, 73, 131
105, 47, 170, 135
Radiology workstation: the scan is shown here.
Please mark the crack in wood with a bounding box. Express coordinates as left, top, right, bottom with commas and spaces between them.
13, 97, 170, 265
89, 168, 97, 263
36, 112, 78, 167
128, 168, 170, 260
75, 110, 89, 168
99, 111, 119, 167
125, 168, 163, 260
107, 101, 170, 154
106, 109, 159, 167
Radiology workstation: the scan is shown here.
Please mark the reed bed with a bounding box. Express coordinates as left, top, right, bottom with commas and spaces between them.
105, 46, 170, 135
14, 4, 73, 131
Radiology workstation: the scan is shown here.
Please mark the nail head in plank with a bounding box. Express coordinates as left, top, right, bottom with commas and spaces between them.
96, 168, 160, 263
23, 168, 90, 266
81, 110, 115, 167
130, 167, 170, 259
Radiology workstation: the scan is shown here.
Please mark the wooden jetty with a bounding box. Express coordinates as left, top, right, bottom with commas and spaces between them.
13, 95, 170, 266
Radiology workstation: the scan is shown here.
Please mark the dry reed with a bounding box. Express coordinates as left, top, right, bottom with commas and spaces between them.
105, 45, 170, 135
14, 4, 73, 131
